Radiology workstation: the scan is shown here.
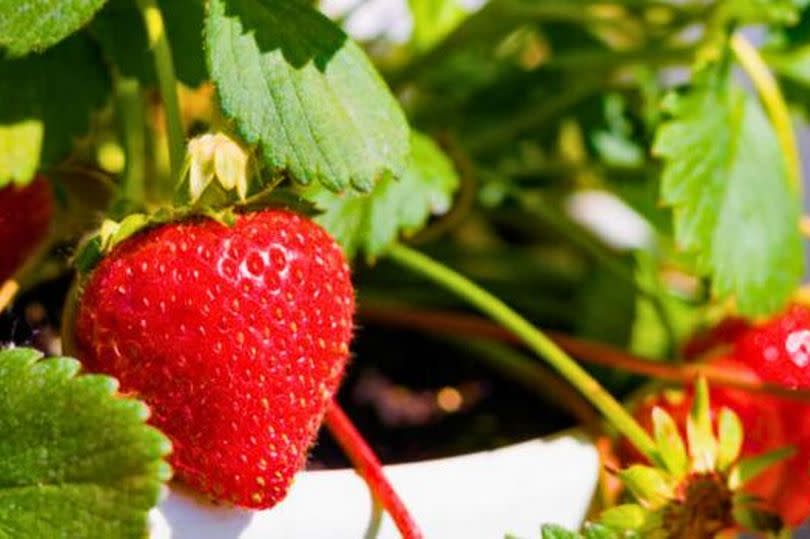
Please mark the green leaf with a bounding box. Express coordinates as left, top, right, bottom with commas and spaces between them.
599, 504, 648, 531
768, 46, 810, 86
90, 0, 207, 88
729, 446, 795, 490
409, 0, 467, 53
717, 407, 744, 472
651, 406, 688, 480
725, 0, 802, 24
0, 347, 171, 538
687, 376, 717, 473
541, 524, 580, 539
0, 0, 108, 56
582, 523, 623, 539
306, 130, 459, 259
0, 34, 111, 187
652, 66, 803, 315
205, 0, 410, 193
618, 465, 674, 510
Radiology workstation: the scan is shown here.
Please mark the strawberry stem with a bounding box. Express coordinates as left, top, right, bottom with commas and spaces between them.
324, 403, 423, 539
361, 304, 810, 403
135, 0, 184, 184
731, 33, 802, 193
114, 76, 147, 204
456, 338, 600, 428
386, 244, 661, 464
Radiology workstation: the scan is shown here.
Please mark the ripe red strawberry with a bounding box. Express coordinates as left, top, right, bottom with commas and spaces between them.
735, 304, 810, 390
71, 209, 355, 508
621, 358, 787, 502
686, 309, 810, 525
0, 178, 53, 282
769, 405, 810, 526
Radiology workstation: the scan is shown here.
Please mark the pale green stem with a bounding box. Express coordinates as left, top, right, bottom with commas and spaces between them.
731, 33, 803, 194
136, 0, 184, 183
386, 243, 660, 463
115, 77, 147, 203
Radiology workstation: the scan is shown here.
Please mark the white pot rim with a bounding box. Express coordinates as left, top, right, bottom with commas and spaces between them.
151, 430, 599, 539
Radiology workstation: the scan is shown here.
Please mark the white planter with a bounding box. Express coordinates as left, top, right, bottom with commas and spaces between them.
150, 431, 599, 538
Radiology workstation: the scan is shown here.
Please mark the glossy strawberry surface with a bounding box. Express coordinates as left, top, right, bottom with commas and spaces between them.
0, 178, 53, 282
735, 304, 810, 390
771, 399, 810, 526
73, 210, 355, 508
726, 305, 810, 524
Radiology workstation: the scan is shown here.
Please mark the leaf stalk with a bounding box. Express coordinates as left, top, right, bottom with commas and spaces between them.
136, 0, 184, 184
386, 243, 660, 463
731, 33, 802, 194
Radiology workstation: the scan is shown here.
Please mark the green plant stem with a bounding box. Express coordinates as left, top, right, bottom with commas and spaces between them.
731, 33, 802, 193
360, 304, 810, 403
136, 0, 184, 184
519, 192, 677, 358
363, 499, 383, 539
386, 244, 659, 462
114, 77, 147, 203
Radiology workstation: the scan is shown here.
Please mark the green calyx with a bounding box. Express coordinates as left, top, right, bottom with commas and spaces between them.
602, 377, 792, 537
548, 377, 794, 539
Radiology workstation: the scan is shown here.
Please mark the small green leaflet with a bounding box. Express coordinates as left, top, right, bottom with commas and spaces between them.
0, 347, 171, 538
0, 34, 111, 187
541, 525, 579, 539
306, 131, 460, 259
90, 0, 207, 88
652, 66, 803, 316
205, 0, 410, 193
0, 0, 108, 57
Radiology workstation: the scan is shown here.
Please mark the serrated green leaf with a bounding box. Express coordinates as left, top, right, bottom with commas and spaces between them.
206, 0, 409, 193
306, 130, 459, 259
0, 34, 111, 187
0, 0, 108, 56
653, 65, 803, 316
687, 376, 717, 473
717, 407, 744, 472
90, 0, 206, 87
541, 524, 580, 539
729, 446, 795, 490
618, 465, 674, 510
651, 406, 688, 480
0, 347, 171, 538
